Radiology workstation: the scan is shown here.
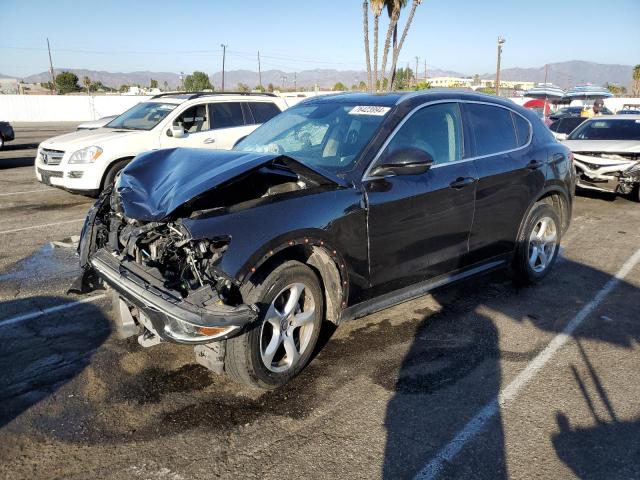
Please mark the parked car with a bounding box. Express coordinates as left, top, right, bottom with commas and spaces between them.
77, 115, 118, 130
548, 116, 587, 140
73, 91, 574, 388
549, 105, 612, 121
563, 115, 640, 200
0, 120, 15, 150
35, 92, 287, 195
617, 109, 640, 115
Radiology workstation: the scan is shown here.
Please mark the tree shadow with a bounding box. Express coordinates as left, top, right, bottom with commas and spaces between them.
383, 255, 639, 479
0, 296, 111, 428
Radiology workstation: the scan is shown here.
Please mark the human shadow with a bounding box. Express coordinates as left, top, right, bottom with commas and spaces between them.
383, 254, 640, 479
0, 296, 111, 428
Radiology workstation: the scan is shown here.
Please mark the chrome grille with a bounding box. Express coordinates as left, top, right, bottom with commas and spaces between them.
40, 148, 65, 166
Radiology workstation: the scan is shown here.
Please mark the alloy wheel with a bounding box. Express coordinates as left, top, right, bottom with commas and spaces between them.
260, 282, 316, 373
528, 216, 557, 273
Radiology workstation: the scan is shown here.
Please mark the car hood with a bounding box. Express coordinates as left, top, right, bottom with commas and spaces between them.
563, 139, 640, 153
40, 127, 142, 150
116, 148, 339, 222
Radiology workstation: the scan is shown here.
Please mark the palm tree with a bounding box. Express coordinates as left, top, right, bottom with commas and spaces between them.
379, 0, 401, 91
387, 0, 422, 91
385, 0, 407, 89
371, 0, 384, 91
363, 1, 373, 92
633, 64, 640, 97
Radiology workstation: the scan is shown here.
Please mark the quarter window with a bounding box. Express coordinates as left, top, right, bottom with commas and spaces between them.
248, 102, 281, 124
382, 102, 463, 165
511, 112, 531, 146
465, 103, 518, 156
209, 102, 245, 129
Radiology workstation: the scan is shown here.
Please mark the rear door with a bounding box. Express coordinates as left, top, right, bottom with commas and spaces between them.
365, 102, 477, 291
462, 102, 546, 264
205, 101, 255, 149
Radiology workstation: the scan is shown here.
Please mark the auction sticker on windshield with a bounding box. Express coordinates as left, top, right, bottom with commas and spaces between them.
349, 106, 391, 116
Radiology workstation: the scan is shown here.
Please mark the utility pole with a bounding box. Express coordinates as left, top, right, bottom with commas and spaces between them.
424, 59, 427, 82
414, 56, 419, 87
220, 44, 227, 92
495, 36, 505, 97
47, 38, 56, 94
257, 50, 262, 89
294, 72, 297, 91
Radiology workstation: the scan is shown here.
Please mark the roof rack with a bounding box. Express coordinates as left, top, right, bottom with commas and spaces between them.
150, 91, 277, 100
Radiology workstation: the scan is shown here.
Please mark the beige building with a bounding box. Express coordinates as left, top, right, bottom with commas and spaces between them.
427, 76, 535, 91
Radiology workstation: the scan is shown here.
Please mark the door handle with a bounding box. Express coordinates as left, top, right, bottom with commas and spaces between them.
527, 159, 544, 170
449, 176, 476, 189
203, 138, 216, 144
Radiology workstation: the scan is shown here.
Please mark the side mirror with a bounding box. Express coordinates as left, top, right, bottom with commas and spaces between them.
555, 133, 568, 141
167, 125, 187, 138
370, 147, 434, 177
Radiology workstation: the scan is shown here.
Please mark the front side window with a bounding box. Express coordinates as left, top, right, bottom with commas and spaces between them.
174, 104, 208, 133
465, 103, 518, 156
106, 102, 177, 131
209, 102, 245, 129
381, 102, 463, 165
568, 119, 640, 141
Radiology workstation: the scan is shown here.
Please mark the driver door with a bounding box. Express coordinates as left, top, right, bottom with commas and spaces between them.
364, 102, 477, 291
160, 103, 213, 148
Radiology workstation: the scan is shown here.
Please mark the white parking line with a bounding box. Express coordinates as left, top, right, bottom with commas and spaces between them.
414, 247, 640, 480
0, 218, 84, 235
0, 293, 107, 329
0, 189, 53, 197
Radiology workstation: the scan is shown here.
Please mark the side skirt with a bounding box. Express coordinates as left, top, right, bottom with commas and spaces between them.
339, 256, 510, 323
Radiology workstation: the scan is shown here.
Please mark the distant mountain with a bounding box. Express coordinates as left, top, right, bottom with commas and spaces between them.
11, 60, 635, 91
480, 61, 633, 89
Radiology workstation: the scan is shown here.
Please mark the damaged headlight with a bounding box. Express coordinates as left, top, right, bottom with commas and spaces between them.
163, 315, 238, 343
68, 146, 103, 164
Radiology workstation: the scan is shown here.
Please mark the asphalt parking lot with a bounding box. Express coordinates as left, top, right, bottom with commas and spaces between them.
0, 123, 639, 480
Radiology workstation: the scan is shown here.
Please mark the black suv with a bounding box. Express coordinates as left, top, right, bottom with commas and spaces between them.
74, 91, 574, 388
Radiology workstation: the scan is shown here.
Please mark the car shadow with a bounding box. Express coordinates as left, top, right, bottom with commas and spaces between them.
382, 254, 639, 479
0, 296, 111, 428
0, 143, 38, 169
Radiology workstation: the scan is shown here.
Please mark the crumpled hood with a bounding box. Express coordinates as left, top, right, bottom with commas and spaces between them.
117, 148, 300, 222
563, 140, 640, 154
40, 127, 141, 150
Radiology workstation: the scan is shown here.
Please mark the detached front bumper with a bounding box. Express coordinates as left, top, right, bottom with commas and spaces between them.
90, 248, 258, 344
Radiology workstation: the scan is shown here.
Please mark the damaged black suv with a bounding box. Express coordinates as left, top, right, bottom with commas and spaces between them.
74, 91, 574, 388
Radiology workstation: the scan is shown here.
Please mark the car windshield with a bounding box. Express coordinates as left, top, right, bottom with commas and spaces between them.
106, 102, 177, 130
234, 102, 389, 174
567, 118, 640, 141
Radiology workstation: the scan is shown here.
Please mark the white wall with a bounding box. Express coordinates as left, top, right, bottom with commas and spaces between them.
0, 95, 151, 122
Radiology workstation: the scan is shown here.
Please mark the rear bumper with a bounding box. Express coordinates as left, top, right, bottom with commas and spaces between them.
90, 248, 258, 344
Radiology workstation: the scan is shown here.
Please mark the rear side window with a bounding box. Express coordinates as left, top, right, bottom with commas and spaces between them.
511, 112, 530, 146
465, 103, 518, 156
209, 102, 245, 129
248, 102, 281, 124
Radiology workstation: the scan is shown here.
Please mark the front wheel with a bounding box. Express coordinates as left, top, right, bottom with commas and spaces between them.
225, 260, 324, 389
512, 202, 561, 285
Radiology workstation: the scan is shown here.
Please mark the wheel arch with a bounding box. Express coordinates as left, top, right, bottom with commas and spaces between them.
241, 239, 348, 325
99, 156, 135, 190
517, 185, 571, 241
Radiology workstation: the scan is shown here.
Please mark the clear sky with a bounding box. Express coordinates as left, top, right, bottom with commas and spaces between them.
1, 0, 638, 78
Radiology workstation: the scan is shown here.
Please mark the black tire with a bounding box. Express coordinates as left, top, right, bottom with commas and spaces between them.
225, 260, 324, 389
512, 202, 561, 285
101, 159, 130, 190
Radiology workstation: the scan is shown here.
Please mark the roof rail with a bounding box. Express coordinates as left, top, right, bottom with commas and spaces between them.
150, 91, 277, 100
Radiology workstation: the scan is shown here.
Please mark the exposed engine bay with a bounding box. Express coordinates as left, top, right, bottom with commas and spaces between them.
573, 152, 640, 194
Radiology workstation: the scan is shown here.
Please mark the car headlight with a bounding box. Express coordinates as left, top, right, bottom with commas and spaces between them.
68, 146, 103, 164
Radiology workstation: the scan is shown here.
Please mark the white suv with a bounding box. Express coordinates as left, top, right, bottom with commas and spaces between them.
35, 92, 287, 195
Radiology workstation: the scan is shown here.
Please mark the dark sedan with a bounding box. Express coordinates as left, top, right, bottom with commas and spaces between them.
74, 91, 574, 388
0, 120, 15, 149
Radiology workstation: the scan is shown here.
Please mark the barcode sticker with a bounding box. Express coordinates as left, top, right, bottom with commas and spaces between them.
349, 106, 391, 116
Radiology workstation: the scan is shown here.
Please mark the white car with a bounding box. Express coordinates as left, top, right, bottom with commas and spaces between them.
563, 115, 640, 201
35, 92, 287, 195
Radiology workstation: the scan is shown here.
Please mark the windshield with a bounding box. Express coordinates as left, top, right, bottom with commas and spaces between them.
106, 102, 177, 130
234, 103, 389, 174
567, 119, 640, 141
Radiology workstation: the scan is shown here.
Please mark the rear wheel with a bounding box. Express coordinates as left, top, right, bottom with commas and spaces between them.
225, 260, 324, 389
512, 203, 561, 284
